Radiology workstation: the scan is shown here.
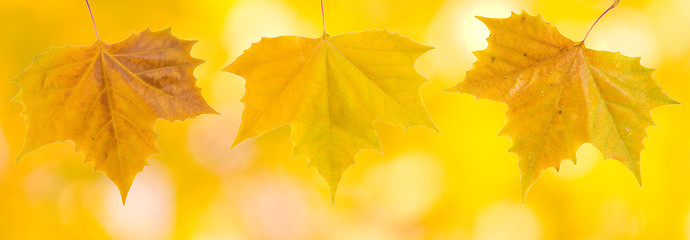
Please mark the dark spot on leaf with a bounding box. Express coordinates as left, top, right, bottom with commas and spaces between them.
523, 53, 527, 57
491, 56, 495, 62
558, 110, 562, 114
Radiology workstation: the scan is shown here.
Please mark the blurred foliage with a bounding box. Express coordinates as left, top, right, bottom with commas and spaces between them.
0, 0, 689, 239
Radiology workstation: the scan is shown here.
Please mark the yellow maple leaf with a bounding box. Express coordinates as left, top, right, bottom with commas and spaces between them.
12, 28, 216, 203
226, 30, 437, 200
447, 11, 678, 199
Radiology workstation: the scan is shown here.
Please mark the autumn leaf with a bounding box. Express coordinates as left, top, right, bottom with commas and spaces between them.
12, 28, 216, 203
226, 29, 437, 200
447, 10, 678, 199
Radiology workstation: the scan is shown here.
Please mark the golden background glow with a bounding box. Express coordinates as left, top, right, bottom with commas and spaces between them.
0, 0, 688, 239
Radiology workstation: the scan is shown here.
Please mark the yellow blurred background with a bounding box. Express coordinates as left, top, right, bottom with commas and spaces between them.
1, 0, 689, 239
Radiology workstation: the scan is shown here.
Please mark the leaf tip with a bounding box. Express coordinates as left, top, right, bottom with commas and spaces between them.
230, 137, 245, 149
630, 165, 642, 187
15, 143, 38, 162
475, 15, 490, 22
666, 96, 681, 105
520, 184, 531, 203
325, 177, 342, 205
223, 62, 240, 75
204, 105, 220, 115
443, 85, 460, 93
520, 170, 540, 202
329, 186, 338, 205
429, 124, 441, 134
118, 184, 132, 205
316, 165, 345, 204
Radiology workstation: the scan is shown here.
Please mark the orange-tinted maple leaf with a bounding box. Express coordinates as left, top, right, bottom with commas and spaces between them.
13, 28, 216, 203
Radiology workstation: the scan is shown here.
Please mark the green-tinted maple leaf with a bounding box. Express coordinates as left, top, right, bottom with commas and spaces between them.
448, 12, 677, 199
226, 30, 436, 200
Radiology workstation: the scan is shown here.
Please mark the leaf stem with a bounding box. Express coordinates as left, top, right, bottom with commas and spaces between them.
321, 0, 326, 34
85, 0, 100, 40
583, 0, 620, 43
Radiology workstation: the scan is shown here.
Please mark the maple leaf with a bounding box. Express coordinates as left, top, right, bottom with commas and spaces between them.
226, 30, 437, 200
447, 11, 678, 199
12, 28, 216, 203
